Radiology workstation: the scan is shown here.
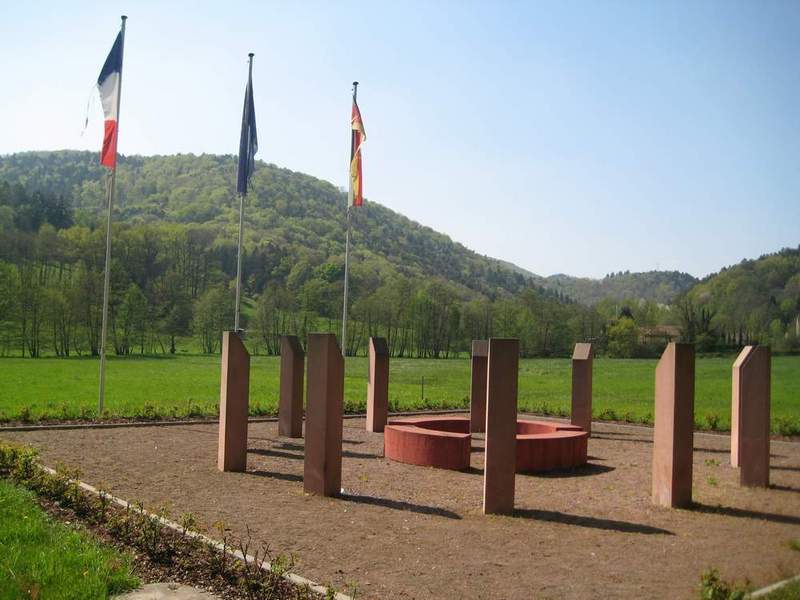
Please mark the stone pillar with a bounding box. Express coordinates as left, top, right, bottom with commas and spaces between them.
366, 337, 390, 433
652, 342, 695, 508
470, 340, 489, 433
483, 338, 519, 515
217, 331, 250, 472
303, 333, 344, 497
571, 342, 593, 435
731, 346, 771, 487
279, 335, 305, 438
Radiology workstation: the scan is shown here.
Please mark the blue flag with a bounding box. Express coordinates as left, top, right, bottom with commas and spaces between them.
237, 64, 257, 195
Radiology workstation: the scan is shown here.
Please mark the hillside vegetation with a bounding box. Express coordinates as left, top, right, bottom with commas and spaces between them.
0, 151, 534, 299
679, 247, 800, 353
0, 150, 797, 360
542, 271, 698, 305
490, 259, 696, 305
0, 151, 593, 359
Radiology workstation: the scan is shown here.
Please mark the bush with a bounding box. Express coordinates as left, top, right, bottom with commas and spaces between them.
18, 405, 33, 423
698, 568, 746, 600
704, 413, 721, 431
774, 416, 800, 437
607, 317, 639, 358
598, 408, 618, 421
136, 403, 159, 421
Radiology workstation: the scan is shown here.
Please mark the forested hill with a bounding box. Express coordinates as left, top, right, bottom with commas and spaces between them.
1, 150, 592, 359
1, 150, 796, 359
542, 271, 698, 305
680, 247, 800, 350
0, 150, 533, 300
486, 258, 696, 305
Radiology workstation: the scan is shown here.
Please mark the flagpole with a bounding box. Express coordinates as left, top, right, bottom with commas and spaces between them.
98, 15, 127, 415
234, 186, 245, 332
342, 205, 352, 356
341, 81, 358, 357
234, 52, 254, 334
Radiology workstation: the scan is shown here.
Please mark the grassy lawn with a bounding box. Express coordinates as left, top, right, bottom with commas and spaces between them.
0, 480, 138, 599
761, 579, 800, 599
0, 354, 798, 433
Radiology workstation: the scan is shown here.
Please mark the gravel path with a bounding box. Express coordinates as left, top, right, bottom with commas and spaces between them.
3, 417, 800, 599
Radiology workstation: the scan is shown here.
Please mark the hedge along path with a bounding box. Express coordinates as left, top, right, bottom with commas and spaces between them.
4, 412, 799, 450
37, 464, 353, 600
0, 409, 470, 433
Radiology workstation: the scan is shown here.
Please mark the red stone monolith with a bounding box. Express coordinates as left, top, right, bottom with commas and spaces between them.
303, 333, 344, 497
279, 335, 305, 438
731, 346, 771, 487
217, 331, 250, 472
470, 340, 489, 433
571, 342, 593, 435
652, 342, 695, 508
483, 338, 519, 515
366, 337, 390, 433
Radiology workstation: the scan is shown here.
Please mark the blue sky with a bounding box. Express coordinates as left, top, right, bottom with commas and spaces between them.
1, 1, 798, 278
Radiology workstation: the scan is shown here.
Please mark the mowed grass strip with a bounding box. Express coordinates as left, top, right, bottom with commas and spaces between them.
0, 354, 798, 433
0, 480, 139, 599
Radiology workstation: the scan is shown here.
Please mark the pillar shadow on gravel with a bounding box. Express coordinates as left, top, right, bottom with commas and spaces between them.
512, 508, 675, 535
531, 463, 616, 478
217, 331, 250, 473
340, 493, 462, 520
303, 333, 344, 497
594, 433, 786, 460
249, 469, 304, 483
250, 446, 378, 461
689, 502, 800, 526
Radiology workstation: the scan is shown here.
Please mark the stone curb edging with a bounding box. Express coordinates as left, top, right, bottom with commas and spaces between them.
0, 409, 470, 433
748, 573, 800, 598
38, 465, 353, 600
0, 417, 278, 433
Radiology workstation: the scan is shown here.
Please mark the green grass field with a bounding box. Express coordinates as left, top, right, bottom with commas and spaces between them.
0, 354, 798, 433
0, 480, 138, 599
763, 580, 800, 600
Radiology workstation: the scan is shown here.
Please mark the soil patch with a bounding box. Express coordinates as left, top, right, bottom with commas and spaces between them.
3, 417, 800, 599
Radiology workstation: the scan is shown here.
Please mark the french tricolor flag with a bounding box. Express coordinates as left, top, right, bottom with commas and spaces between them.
97, 31, 124, 168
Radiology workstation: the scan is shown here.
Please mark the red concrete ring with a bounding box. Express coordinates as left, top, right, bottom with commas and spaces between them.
383, 416, 588, 472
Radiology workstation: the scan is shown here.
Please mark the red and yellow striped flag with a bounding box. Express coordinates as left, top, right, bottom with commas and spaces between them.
349, 98, 366, 207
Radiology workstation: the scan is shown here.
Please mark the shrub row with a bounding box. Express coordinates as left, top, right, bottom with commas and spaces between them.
0, 442, 340, 600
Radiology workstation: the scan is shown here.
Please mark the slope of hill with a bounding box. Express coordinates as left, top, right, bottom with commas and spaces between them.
2, 150, 795, 358
0, 150, 593, 359
490, 258, 697, 305
0, 150, 532, 300
541, 271, 698, 305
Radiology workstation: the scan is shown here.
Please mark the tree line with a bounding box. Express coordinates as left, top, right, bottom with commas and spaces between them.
0, 212, 608, 358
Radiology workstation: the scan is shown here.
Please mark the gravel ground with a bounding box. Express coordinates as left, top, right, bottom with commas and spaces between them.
3, 416, 799, 599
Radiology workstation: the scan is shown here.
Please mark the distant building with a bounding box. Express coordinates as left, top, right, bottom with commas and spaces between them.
638, 325, 681, 345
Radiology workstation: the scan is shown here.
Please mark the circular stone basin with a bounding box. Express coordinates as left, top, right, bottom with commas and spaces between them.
383, 416, 588, 473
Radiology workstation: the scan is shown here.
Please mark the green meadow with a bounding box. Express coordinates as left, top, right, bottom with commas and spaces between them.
0, 354, 798, 434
